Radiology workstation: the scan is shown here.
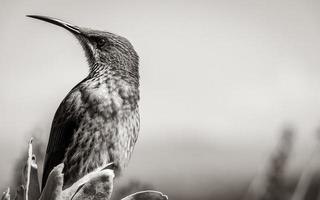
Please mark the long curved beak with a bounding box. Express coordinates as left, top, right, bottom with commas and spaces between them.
26, 15, 81, 34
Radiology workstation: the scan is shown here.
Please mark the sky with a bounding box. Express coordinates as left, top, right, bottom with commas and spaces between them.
1, 0, 320, 198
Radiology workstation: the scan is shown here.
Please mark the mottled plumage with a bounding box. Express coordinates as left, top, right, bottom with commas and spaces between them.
27, 15, 140, 189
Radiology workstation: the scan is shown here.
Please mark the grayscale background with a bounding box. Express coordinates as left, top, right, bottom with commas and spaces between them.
1, 0, 320, 199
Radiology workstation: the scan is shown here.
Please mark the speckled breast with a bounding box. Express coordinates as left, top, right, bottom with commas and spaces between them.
62, 76, 139, 187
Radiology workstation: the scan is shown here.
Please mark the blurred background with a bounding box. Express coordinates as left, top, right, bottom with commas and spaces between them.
1, 0, 320, 199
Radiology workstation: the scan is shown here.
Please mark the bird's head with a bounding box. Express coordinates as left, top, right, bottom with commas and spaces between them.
27, 15, 139, 77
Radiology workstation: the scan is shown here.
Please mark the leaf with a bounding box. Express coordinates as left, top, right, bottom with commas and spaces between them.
121, 190, 168, 200
62, 167, 114, 200
28, 154, 40, 200
1, 188, 10, 200
20, 138, 41, 200
71, 170, 114, 200
39, 164, 64, 200
14, 186, 24, 200
24, 138, 33, 200
62, 163, 114, 200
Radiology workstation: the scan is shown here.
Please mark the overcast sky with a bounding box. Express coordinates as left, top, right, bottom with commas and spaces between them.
1, 0, 320, 197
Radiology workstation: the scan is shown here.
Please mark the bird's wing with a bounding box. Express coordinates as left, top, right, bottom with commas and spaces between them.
41, 86, 83, 189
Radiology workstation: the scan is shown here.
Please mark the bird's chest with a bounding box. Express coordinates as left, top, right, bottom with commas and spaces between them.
63, 79, 139, 177
69, 79, 135, 119
86, 84, 123, 118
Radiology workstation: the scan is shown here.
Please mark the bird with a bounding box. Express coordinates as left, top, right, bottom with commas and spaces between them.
27, 15, 140, 189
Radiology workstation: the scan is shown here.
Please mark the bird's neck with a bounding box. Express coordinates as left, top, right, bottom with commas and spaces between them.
88, 63, 139, 87
89, 62, 108, 76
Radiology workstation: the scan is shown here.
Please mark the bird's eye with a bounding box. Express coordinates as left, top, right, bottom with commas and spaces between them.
96, 38, 107, 48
